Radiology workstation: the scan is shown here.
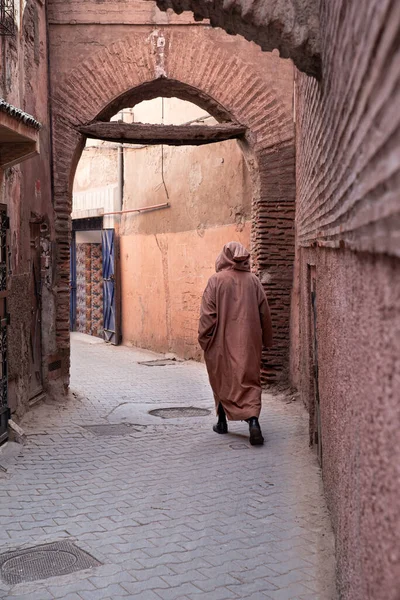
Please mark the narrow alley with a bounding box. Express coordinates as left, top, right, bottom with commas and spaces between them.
0, 335, 335, 600
1, 0, 399, 596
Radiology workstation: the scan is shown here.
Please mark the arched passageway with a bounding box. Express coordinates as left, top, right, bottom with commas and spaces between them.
50, 28, 296, 387
71, 97, 253, 357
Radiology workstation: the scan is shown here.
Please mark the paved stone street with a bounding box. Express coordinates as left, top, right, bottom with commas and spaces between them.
0, 334, 336, 599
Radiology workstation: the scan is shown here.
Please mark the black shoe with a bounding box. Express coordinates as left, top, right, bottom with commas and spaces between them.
213, 402, 228, 434
248, 417, 264, 446
213, 421, 228, 434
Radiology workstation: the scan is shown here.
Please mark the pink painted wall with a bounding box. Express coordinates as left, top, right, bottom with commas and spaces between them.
120, 224, 251, 359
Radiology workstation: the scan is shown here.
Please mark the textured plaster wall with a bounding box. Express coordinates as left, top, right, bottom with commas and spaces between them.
299, 248, 400, 600
122, 141, 250, 237
121, 224, 251, 359
73, 146, 118, 194
293, 0, 400, 597
0, 1, 54, 415
120, 123, 252, 357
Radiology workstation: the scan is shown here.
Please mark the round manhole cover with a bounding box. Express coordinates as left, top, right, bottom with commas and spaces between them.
2, 550, 77, 583
149, 407, 211, 419
0, 541, 101, 585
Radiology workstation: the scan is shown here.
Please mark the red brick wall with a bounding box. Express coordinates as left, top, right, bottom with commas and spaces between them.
294, 1, 400, 597
254, 142, 296, 384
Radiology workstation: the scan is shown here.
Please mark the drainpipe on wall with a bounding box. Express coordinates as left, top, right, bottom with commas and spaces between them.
115, 109, 126, 217
115, 114, 124, 347
117, 133, 124, 213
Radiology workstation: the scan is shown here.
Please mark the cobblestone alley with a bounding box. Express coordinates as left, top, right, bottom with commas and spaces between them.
0, 334, 336, 599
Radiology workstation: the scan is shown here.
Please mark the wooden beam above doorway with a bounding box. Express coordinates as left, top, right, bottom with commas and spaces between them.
77, 121, 247, 146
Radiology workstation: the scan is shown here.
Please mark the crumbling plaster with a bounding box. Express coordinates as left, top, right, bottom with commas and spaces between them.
0, 0, 54, 415
152, 0, 321, 77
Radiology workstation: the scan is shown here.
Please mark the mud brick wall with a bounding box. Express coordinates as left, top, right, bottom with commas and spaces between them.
255, 142, 296, 384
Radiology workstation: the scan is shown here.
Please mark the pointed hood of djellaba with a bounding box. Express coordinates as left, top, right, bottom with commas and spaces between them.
215, 241, 251, 272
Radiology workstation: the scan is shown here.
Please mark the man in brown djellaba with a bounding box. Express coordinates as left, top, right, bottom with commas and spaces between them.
198, 242, 273, 446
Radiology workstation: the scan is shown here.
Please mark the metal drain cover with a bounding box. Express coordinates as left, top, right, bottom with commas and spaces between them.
149, 407, 211, 419
0, 541, 101, 585
82, 423, 147, 436
139, 359, 177, 367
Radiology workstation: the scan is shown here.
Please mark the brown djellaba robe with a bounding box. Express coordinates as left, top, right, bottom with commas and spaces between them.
198, 242, 273, 421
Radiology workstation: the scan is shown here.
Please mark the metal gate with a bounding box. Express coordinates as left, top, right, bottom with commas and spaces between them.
310, 265, 322, 465
102, 229, 120, 345
0, 205, 9, 444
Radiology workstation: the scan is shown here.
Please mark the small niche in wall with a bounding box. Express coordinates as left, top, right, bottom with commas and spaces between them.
48, 360, 62, 372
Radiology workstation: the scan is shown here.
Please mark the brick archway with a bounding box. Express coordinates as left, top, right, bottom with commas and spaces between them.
51, 28, 295, 385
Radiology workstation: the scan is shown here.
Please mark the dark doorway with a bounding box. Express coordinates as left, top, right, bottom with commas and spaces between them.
0, 204, 9, 444
28, 222, 43, 402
